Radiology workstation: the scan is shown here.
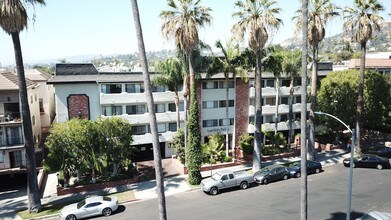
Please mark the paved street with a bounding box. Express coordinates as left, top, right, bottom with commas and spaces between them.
99, 163, 391, 220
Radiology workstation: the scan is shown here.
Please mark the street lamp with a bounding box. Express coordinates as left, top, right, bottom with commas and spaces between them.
315, 111, 355, 220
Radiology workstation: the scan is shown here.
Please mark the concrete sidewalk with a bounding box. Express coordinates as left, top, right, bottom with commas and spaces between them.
1, 149, 349, 220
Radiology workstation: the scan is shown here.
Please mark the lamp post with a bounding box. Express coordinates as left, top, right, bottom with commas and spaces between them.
315, 111, 355, 220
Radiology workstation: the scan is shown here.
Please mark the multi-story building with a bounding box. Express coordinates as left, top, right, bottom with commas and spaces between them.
0, 72, 41, 172
49, 63, 331, 162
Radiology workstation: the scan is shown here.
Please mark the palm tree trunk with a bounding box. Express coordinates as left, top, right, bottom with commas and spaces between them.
308, 47, 318, 161
225, 74, 229, 158
274, 78, 280, 135
131, 1, 167, 219
12, 32, 42, 213
183, 76, 189, 165
253, 49, 263, 172
356, 43, 366, 154
188, 51, 196, 97
288, 76, 294, 147
300, 0, 309, 219
175, 90, 180, 131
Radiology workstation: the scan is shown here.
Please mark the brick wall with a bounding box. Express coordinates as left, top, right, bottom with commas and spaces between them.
67, 94, 90, 119
235, 80, 249, 156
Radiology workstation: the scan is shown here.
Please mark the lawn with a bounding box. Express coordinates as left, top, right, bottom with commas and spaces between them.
17, 190, 135, 219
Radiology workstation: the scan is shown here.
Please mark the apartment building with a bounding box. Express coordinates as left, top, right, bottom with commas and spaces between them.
0, 72, 41, 172
49, 63, 331, 162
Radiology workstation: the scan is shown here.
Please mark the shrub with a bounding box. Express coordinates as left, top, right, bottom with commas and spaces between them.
239, 134, 254, 155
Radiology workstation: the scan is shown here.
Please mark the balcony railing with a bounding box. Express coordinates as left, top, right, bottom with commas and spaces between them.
0, 112, 22, 123
0, 137, 24, 147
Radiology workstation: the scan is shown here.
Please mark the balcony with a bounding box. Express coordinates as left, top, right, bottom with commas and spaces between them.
0, 137, 24, 149
0, 112, 22, 125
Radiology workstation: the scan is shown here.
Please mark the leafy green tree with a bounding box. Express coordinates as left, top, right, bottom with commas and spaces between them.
232, 0, 282, 172
239, 134, 254, 155
131, 0, 167, 219
318, 69, 391, 133
202, 133, 225, 163
294, 0, 340, 161
0, 0, 45, 213
153, 58, 184, 131
186, 86, 203, 185
171, 129, 185, 163
207, 39, 248, 159
97, 117, 135, 176
343, 0, 384, 153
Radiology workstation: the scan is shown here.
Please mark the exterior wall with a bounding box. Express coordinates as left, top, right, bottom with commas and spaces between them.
54, 83, 100, 122
28, 87, 42, 145
36, 81, 55, 128
234, 80, 249, 147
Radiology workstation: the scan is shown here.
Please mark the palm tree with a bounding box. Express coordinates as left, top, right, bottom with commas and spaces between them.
153, 58, 184, 131
343, 0, 384, 154
232, 0, 282, 172
281, 49, 301, 147
131, 1, 167, 219
207, 39, 248, 160
262, 45, 283, 135
0, 0, 45, 213
295, 0, 339, 160
299, 0, 309, 219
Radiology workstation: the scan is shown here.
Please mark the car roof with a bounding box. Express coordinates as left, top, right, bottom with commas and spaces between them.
85, 196, 104, 203
265, 164, 285, 169
216, 170, 233, 175
367, 211, 391, 219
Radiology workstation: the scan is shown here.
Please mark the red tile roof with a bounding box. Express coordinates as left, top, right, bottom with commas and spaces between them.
348, 59, 391, 69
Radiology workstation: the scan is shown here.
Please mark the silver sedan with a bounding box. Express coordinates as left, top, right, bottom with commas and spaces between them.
60, 196, 119, 220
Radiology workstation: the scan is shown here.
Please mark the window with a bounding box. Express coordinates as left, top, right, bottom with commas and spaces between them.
295, 96, 301, 104
168, 123, 177, 132
281, 79, 290, 87
249, 116, 254, 124
280, 114, 288, 122
168, 103, 176, 112
219, 118, 234, 126
102, 106, 123, 116
0, 153, 3, 163
85, 202, 102, 208
294, 78, 302, 86
34, 94, 37, 102
101, 84, 122, 94
266, 79, 274, 87
32, 115, 35, 126
126, 105, 146, 115
30, 95, 33, 104
202, 119, 218, 127
202, 101, 218, 109
132, 125, 147, 135
219, 81, 234, 88
126, 83, 144, 93
265, 98, 276, 105
280, 97, 289, 105
265, 115, 274, 123
229, 174, 234, 179
157, 124, 166, 133
221, 175, 228, 181
295, 113, 301, 121
152, 85, 166, 92
39, 99, 44, 114
154, 104, 166, 113
219, 100, 234, 108
202, 81, 219, 89
6, 127, 23, 145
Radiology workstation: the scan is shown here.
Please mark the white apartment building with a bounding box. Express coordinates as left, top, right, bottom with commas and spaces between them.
50, 63, 332, 162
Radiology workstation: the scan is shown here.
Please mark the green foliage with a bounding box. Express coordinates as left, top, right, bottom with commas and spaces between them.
264, 132, 287, 148
186, 86, 203, 185
318, 69, 391, 132
239, 134, 254, 155
171, 129, 185, 163
201, 133, 225, 163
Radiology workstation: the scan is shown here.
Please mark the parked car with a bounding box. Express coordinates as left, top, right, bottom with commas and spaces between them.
200, 170, 254, 195
60, 196, 119, 220
254, 164, 290, 184
362, 146, 391, 158
356, 211, 391, 220
287, 160, 322, 178
343, 154, 391, 170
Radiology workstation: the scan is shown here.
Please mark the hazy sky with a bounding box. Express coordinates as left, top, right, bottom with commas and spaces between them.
0, 0, 390, 66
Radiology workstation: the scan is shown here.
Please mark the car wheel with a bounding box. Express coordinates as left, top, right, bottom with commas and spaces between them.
377, 164, 383, 170
315, 168, 320, 174
263, 178, 268, 185
65, 214, 77, 220
296, 173, 301, 178
240, 181, 249, 190
210, 187, 218, 196
283, 174, 288, 180
102, 208, 112, 216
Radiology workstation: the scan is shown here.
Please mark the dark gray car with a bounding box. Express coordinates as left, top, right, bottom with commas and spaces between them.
254, 164, 290, 184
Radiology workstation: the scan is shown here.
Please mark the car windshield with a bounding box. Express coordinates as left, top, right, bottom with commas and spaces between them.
103, 196, 111, 202
77, 200, 86, 209
211, 173, 222, 181
289, 162, 300, 168
259, 167, 270, 173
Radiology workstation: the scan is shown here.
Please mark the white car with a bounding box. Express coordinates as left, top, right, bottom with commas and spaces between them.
356, 211, 391, 220
60, 196, 119, 220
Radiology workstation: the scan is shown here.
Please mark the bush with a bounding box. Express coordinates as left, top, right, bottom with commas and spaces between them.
239, 134, 254, 155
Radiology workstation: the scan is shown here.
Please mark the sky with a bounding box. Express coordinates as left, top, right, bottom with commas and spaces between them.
0, 0, 390, 66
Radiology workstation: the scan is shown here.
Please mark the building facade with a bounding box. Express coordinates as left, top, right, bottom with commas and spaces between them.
49, 63, 325, 162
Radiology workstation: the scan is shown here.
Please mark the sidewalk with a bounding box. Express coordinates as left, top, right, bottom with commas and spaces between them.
1, 149, 349, 220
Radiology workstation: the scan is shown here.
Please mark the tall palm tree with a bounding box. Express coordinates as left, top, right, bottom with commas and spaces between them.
343, 0, 384, 154
131, 1, 167, 219
153, 58, 184, 131
281, 49, 301, 147
294, 0, 339, 160
0, 0, 45, 213
207, 39, 248, 160
232, 0, 282, 172
262, 45, 283, 135
299, 0, 309, 219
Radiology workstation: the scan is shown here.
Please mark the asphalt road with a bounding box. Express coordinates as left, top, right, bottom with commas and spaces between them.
101, 163, 391, 220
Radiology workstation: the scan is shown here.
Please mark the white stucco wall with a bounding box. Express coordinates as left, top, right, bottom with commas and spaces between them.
54, 83, 100, 122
